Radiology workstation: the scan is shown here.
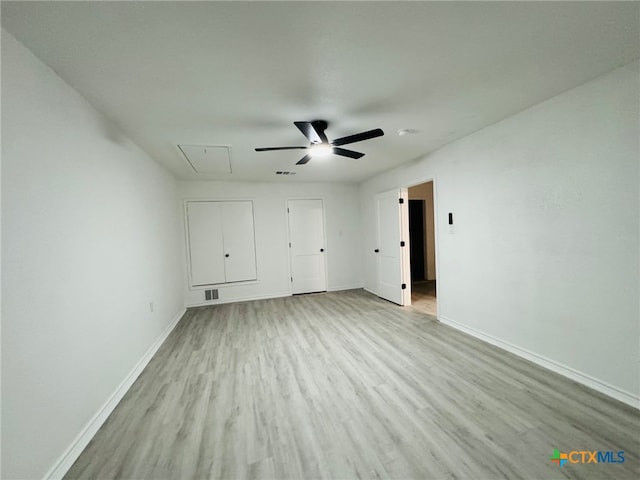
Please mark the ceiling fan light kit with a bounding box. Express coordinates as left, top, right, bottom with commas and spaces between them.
255, 120, 384, 165
309, 144, 334, 158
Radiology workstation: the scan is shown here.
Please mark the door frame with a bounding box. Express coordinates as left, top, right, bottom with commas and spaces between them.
404, 177, 440, 319
285, 197, 329, 295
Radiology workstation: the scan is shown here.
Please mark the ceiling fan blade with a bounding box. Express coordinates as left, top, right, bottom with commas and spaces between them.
255, 146, 308, 152
296, 154, 313, 165
294, 120, 329, 144
333, 147, 365, 159
331, 128, 384, 146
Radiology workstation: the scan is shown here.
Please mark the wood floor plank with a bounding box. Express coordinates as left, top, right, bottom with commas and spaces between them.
65, 289, 639, 479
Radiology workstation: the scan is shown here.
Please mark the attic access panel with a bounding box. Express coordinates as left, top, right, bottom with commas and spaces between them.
178, 144, 232, 174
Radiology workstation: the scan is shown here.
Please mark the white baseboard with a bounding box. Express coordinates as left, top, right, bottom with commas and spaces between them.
186, 285, 362, 308
187, 287, 363, 308
185, 291, 292, 308
363, 287, 378, 296
44, 306, 187, 480
438, 315, 640, 410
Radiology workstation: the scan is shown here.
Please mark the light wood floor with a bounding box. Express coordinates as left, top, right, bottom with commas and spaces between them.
66, 289, 639, 479
411, 280, 437, 316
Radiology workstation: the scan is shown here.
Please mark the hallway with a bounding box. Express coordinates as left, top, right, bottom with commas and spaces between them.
410, 280, 437, 316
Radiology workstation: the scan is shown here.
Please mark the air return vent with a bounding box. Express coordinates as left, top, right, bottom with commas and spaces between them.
204, 289, 219, 301
178, 145, 232, 174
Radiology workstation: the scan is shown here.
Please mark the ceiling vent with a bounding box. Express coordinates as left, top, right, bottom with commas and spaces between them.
178, 145, 232, 174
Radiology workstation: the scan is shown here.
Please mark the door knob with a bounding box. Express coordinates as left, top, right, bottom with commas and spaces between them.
320, 248, 324, 252
225, 253, 230, 258
374, 249, 379, 253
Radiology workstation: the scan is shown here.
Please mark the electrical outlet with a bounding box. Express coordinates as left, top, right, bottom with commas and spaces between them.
149, 301, 154, 313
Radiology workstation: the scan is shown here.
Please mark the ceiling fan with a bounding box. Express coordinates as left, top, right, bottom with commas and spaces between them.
255, 120, 384, 165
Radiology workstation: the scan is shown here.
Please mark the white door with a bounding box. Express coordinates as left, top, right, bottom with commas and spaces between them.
288, 199, 327, 294
221, 201, 257, 282
187, 200, 257, 286
187, 201, 226, 286
375, 189, 410, 305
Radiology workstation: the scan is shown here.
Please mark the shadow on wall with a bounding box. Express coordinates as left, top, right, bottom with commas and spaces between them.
97, 115, 129, 145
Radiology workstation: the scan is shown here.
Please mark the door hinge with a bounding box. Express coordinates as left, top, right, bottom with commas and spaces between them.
287, 207, 290, 213
291, 277, 293, 282
400, 241, 405, 247
401, 283, 407, 289
289, 242, 291, 247
399, 198, 405, 204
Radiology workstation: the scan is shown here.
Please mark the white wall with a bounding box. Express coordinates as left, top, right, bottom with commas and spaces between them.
360, 61, 640, 405
1, 30, 185, 479
179, 181, 362, 306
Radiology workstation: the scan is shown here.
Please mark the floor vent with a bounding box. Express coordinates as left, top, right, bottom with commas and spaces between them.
204, 289, 219, 301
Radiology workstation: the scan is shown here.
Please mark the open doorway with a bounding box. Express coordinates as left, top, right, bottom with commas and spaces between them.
408, 181, 437, 315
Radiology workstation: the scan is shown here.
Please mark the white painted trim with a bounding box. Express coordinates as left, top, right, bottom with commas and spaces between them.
185, 291, 292, 308
284, 198, 294, 296
188, 288, 365, 307
399, 187, 411, 306
431, 178, 441, 320
183, 196, 257, 203
190, 279, 260, 290
439, 315, 640, 410
44, 307, 187, 480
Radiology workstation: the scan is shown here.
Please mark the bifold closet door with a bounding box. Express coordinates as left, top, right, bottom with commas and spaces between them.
187, 200, 257, 286
187, 201, 226, 286
221, 201, 257, 282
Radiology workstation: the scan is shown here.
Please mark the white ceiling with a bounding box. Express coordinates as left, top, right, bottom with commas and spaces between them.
2, 1, 639, 183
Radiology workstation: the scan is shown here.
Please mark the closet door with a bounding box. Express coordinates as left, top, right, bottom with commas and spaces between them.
221, 201, 257, 282
187, 201, 225, 286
